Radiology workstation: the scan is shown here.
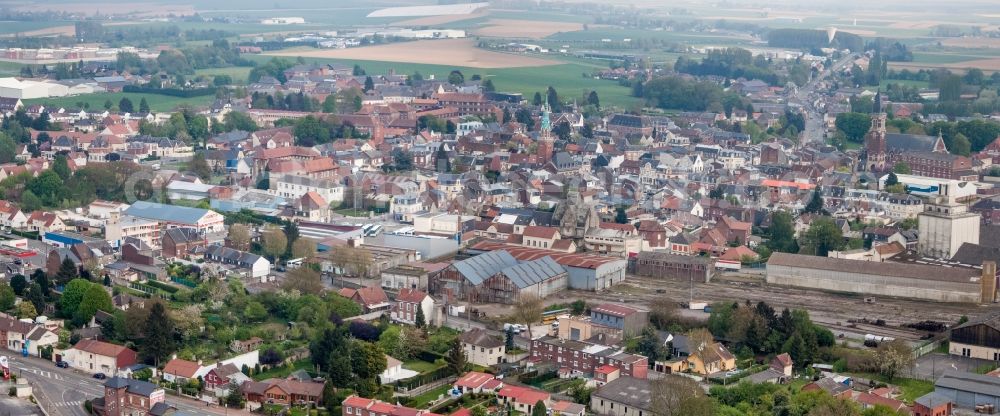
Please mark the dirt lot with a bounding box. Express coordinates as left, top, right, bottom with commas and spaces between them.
473, 19, 584, 39
266, 38, 560, 68
394, 12, 488, 27
563, 272, 1000, 343
0, 25, 74, 38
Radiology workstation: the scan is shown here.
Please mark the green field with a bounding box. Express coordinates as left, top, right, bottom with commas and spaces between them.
24, 92, 216, 112
911, 52, 990, 65
195, 67, 254, 84
0, 61, 23, 76
546, 28, 754, 45
251, 54, 640, 108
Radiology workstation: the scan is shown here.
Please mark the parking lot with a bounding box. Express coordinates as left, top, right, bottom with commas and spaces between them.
908, 352, 996, 381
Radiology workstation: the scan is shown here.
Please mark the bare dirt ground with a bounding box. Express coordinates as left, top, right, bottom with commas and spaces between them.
394, 12, 488, 27
473, 19, 584, 39
890, 59, 1000, 73
562, 273, 999, 342
11, 2, 195, 16
266, 38, 560, 69
0, 24, 74, 37
940, 37, 1000, 49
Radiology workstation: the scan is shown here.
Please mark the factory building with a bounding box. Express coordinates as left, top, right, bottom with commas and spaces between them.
765, 252, 992, 303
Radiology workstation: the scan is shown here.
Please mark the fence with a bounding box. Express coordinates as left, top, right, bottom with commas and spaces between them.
912, 338, 945, 359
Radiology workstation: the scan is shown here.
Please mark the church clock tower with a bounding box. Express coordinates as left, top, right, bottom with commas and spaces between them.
864, 91, 888, 172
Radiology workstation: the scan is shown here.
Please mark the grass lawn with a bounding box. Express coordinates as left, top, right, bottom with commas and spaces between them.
0, 61, 24, 76
253, 359, 313, 381
24, 92, 215, 112
403, 359, 443, 373
333, 208, 375, 218
195, 66, 254, 84
0, 20, 74, 35
409, 384, 452, 409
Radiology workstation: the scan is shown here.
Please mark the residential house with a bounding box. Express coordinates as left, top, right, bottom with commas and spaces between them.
93, 377, 169, 416
0, 314, 57, 357
161, 227, 206, 260
61, 339, 138, 375
204, 363, 252, 397
342, 396, 443, 416
241, 377, 324, 406
338, 286, 391, 313
453, 371, 503, 394
655, 332, 735, 375
391, 288, 437, 326
204, 244, 271, 280
497, 385, 550, 415
459, 328, 506, 367
530, 335, 648, 379
162, 358, 202, 384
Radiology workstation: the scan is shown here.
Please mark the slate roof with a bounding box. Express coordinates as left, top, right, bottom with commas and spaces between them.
125, 201, 211, 225
459, 328, 504, 349
452, 250, 519, 285
104, 376, 160, 397
914, 391, 953, 409
886, 133, 938, 153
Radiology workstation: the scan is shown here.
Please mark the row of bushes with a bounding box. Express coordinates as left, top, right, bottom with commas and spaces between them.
145, 279, 180, 294
123, 85, 217, 98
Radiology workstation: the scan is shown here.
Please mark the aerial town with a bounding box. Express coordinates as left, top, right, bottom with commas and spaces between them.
0, 0, 999, 415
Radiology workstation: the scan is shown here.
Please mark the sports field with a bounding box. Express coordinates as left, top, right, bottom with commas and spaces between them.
266, 39, 560, 69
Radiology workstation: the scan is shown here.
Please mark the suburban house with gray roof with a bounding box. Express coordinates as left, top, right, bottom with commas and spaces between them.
124, 201, 225, 234
437, 250, 568, 304
204, 243, 271, 280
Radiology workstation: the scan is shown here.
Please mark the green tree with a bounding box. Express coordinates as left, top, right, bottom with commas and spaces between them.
448, 70, 464, 85
244, 301, 267, 322
52, 154, 71, 180
103, 99, 113, 110
0, 133, 17, 164
188, 152, 212, 181
140, 302, 176, 366
16, 301, 36, 319
636, 326, 664, 361
363, 76, 374, 92
445, 338, 467, 375
60, 279, 91, 319
835, 112, 871, 143
55, 257, 79, 287
482, 79, 496, 92
546, 86, 559, 108
802, 217, 844, 257
893, 162, 911, 174
9, 274, 26, 296
350, 340, 387, 380
804, 188, 825, 214
587, 90, 600, 109
118, 97, 134, 113
415, 306, 426, 328
74, 283, 113, 326
531, 400, 547, 416
322, 95, 337, 113
950, 133, 971, 156
25, 283, 45, 316
884, 172, 899, 187
139, 98, 150, 114
0, 284, 14, 311
615, 206, 629, 224
533, 92, 543, 106
261, 227, 287, 261
768, 211, 798, 253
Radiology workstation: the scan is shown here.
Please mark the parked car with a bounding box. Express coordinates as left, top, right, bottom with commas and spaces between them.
55, 361, 69, 368
93, 373, 107, 380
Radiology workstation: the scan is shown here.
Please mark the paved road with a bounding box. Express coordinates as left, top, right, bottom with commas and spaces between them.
793, 53, 857, 146
9, 355, 247, 416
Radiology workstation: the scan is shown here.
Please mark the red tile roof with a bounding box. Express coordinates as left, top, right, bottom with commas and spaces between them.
163, 358, 201, 378
498, 385, 550, 406
73, 339, 132, 358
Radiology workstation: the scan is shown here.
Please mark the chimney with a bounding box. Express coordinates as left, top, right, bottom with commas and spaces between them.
983, 261, 998, 304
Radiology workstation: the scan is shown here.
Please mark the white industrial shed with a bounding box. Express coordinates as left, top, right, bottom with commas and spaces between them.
0, 77, 70, 99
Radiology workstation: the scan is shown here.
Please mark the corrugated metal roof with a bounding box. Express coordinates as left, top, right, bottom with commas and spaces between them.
453, 250, 518, 285
935, 370, 1000, 397
125, 201, 212, 225
500, 256, 564, 289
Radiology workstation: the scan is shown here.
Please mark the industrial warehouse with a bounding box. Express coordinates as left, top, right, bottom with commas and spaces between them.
765, 252, 997, 303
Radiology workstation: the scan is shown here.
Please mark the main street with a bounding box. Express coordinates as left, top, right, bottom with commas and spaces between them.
8, 355, 249, 416
793, 52, 858, 146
